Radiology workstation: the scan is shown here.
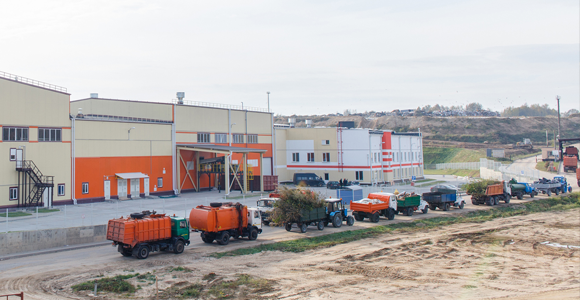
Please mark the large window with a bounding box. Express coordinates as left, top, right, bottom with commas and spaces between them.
292, 153, 300, 162
233, 134, 244, 143
307, 153, 314, 162
323, 153, 330, 162
355, 171, 363, 180
9, 187, 18, 200
38, 128, 62, 142
58, 184, 65, 196
197, 133, 210, 143
247, 134, 258, 144
2, 127, 28, 142
215, 133, 228, 144
82, 182, 89, 194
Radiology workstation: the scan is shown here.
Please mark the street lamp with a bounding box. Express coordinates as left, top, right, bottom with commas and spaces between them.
267, 91, 270, 113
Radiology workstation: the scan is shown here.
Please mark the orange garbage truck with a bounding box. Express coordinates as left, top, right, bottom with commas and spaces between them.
107, 211, 190, 259
563, 155, 578, 173
189, 202, 262, 245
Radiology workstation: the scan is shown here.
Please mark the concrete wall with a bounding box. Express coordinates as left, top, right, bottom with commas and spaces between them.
0, 224, 107, 256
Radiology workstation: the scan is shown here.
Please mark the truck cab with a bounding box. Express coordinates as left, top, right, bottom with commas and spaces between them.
256, 197, 279, 225
170, 217, 190, 241
324, 198, 355, 227
247, 208, 263, 233
553, 176, 568, 193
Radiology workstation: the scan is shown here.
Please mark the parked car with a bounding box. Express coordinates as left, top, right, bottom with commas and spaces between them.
430, 184, 459, 192
293, 173, 325, 187
326, 181, 340, 189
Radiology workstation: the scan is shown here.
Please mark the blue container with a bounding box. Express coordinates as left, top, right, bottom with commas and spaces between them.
337, 187, 363, 204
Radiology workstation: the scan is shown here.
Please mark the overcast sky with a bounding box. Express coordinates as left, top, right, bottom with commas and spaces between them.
2, 0, 579, 115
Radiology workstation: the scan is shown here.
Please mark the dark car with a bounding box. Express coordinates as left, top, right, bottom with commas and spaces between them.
430, 184, 459, 193
326, 181, 340, 189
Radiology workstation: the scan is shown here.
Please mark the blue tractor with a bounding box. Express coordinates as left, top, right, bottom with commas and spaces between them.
324, 198, 355, 228
553, 176, 568, 194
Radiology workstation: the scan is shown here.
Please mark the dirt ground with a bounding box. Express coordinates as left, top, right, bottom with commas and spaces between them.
2, 209, 579, 299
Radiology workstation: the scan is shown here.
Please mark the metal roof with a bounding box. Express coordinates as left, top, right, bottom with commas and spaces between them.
116, 172, 149, 179
177, 144, 267, 153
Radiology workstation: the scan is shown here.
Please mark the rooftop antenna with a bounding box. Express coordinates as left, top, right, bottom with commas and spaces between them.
176, 92, 185, 105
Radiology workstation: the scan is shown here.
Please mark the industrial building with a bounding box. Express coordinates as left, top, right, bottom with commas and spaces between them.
0, 71, 274, 209
274, 121, 424, 184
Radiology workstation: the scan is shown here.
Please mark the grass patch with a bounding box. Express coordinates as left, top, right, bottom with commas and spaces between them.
211, 193, 580, 258
423, 147, 462, 164
72, 274, 139, 294
414, 180, 446, 188
2, 211, 32, 217
36, 208, 60, 213
536, 161, 559, 172
415, 178, 436, 183
207, 274, 274, 299
462, 285, 477, 289
169, 266, 193, 273
159, 273, 274, 299
423, 169, 480, 177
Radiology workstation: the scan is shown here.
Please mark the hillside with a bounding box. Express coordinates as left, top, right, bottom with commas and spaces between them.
275, 115, 580, 145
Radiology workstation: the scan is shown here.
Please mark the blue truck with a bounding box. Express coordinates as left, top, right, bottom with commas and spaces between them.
422, 189, 465, 211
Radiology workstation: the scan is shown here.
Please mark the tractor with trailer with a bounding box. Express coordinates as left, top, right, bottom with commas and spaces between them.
351, 192, 397, 222
393, 192, 429, 216
422, 189, 466, 210
324, 198, 355, 228
189, 202, 262, 245
563, 155, 578, 173
532, 178, 564, 196
107, 211, 190, 259
509, 179, 538, 199
467, 181, 511, 206
283, 206, 327, 233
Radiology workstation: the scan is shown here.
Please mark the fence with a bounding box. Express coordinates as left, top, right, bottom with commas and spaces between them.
479, 158, 542, 182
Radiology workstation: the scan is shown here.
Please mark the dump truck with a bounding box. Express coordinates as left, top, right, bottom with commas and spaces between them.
564, 146, 579, 160
189, 202, 262, 245
351, 192, 397, 222
422, 190, 466, 210
509, 179, 537, 199
469, 181, 511, 206
283, 206, 327, 233
393, 192, 429, 216
563, 155, 578, 173
107, 211, 190, 259
577, 169, 580, 187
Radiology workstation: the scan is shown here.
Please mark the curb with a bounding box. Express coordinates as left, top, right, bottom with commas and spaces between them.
0, 241, 111, 261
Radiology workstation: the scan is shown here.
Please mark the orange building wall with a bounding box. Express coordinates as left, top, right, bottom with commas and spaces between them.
75, 156, 173, 199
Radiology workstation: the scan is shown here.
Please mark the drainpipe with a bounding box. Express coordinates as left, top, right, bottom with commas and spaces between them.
271, 112, 276, 176
172, 104, 177, 195
228, 109, 231, 147
71, 115, 77, 205
368, 131, 372, 186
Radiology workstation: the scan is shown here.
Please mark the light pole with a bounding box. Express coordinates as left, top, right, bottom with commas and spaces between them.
267, 91, 270, 113
229, 123, 236, 147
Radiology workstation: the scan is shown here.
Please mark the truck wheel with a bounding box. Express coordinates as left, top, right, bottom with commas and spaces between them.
353, 213, 363, 221
249, 228, 258, 240
487, 197, 494, 206
504, 195, 510, 204
516, 193, 522, 200
422, 206, 429, 214
347, 216, 355, 226
118, 245, 132, 257
443, 203, 450, 211
370, 212, 380, 223
174, 240, 185, 254
429, 204, 437, 210
547, 190, 551, 196
317, 221, 324, 230
333, 214, 343, 227
217, 232, 230, 245
494, 197, 500, 205
406, 207, 413, 216
555, 189, 559, 195
299, 223, 308, 233
136, 246, 149, 259
285, 223, 292, 232
530, 193, 534, 198
209, 202, 222, 208
459, 202, 465, 209
472, 200, 479, 206
387, 209, 395, 220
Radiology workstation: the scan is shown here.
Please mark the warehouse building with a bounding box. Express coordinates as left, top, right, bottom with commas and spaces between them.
0, 71, 274, 209
274, 125, 423, 184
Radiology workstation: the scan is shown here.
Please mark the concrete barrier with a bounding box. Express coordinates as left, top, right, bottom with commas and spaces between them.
0, 225, 107, 256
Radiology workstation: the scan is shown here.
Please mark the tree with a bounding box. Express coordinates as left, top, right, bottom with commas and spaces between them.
564, 109, 580, 117
465, 102, 483, 112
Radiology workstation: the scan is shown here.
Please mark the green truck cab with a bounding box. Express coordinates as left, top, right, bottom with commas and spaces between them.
171, 217, 190, 241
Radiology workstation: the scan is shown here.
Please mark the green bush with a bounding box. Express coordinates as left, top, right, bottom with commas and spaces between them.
270, 187, 325, 224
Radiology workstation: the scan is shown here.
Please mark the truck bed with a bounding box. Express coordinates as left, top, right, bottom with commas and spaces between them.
422, 192, 456, 203
298, 207, 326, 222
397, 195, 421, 208
107, 214, 172, 247
350, 201, 389, 213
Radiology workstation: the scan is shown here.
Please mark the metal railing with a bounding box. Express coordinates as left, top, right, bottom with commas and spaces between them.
0, 70, 67, 93
172, 99, 269, 113
79, 114, 172, 124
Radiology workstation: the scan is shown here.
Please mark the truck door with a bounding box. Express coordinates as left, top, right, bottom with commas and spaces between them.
118, 179, 127, 198
131, 179, 140, 199
104, 180, 111, 200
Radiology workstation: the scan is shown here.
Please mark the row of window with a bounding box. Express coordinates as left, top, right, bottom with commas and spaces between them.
9, 184, 66, 200
197, 133, 258, 144
393, 151, 420, 162
292, 152, 331, 163
2, 127, 62, 142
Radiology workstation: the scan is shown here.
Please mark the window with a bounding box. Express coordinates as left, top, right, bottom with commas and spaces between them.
355, 171, 363, 180
215, 133, 228, 143
2, 127, 28, 142
197, 133, 210, 143
292, 153, 300, 162
82, 182, 89, 194
324, 173, 329, 180
10, 148, 16, 161
38, 128, 61, 142
180, 221, 187, 228
58, 184, 65, 196
233, 134, 244, 143
322, 153, 330, 162
307, 153, 314, 162
158, 177, 163, 188
9, 187, 18, 200
374, 153, 377, 163
247, 134, 258, 144
321, 140, 330, 145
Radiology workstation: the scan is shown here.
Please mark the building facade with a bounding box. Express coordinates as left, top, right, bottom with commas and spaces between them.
275, 127, 423, 184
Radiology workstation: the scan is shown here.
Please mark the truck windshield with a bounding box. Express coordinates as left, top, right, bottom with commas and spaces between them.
258, 200, 273, 207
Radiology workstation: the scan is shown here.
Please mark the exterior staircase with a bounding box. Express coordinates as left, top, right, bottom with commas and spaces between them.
16, 160, 54, 207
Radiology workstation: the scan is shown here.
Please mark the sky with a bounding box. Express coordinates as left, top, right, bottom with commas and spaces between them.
1, 0, 579, 115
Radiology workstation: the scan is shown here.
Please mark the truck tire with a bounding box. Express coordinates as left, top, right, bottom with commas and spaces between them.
443, 203, 450, 211
530, 193, 534, 198
422, 206, 429, 214
517, 192, 523, 200
136, 245, 149, 259
387, 209, 395, 220
504, 194, 510, 204
210, 202, 222, 208
174, 240, 185, 254
472, 200, 479, 206
201, 232, 214, 244
333, 214, 343, 227
217, 232, 230, 245
406, 207, 413, 216
547, 190, 551, 196
429, 204, 437, 210
370, 212, 380, 223
494, 197, 500, 205
118, 245, 132, 257
347, 216, 355, 226
317, 221, 324, 230
249, 228, 258, 240
555, 189, 559, 195
353, 213, 363, 221
487, 197, 494, 206
285, 223, 292, 232
130, 213, 145, 219
299, 223, 307, 233
459, 202, 465, 209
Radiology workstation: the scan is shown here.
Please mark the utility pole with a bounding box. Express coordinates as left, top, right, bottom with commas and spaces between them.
556, 95, 561, 160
